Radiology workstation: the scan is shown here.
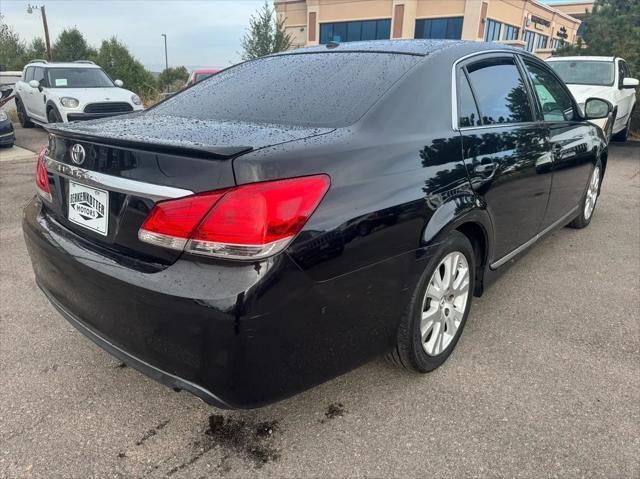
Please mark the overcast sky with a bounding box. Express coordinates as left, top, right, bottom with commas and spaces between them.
2, 0, 564, 72
1, 0, 264, 71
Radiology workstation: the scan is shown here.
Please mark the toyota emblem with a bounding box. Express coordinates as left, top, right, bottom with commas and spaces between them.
70, 144, 86, 165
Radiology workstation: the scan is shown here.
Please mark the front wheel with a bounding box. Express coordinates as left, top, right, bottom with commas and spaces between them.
16, 98, 34, 128
568, 161, 602, 229
389, 231, 475, 373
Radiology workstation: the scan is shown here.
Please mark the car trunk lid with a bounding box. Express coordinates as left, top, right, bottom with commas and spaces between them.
42, 114, 333, 266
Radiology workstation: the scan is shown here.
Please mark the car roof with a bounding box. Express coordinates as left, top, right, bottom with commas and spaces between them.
547, 56, 616, 62
192, 68, 219, 73
273, 39, 517, 57
25, 61, 101, 69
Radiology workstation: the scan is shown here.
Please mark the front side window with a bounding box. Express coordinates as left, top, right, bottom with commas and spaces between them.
195, 73, 214, 83
465, 57, 533, 125
24, 67, 35, 82
415, 17, 463, 40
485, 19, 502, 42
320, 19, 391, 44
33, 67, 46, 85
548, 60, 615, 86
46, 68, 115, 88
524, 60, 575, 122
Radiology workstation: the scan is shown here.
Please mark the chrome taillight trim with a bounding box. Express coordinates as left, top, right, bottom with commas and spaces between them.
43, 156, 194, 201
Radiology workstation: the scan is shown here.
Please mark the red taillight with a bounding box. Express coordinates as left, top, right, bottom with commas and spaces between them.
139, 175, 330, 260
36, 146, 52, 202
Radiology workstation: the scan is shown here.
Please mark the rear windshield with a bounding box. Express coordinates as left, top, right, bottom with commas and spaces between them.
151, 52, 420, 128
548, 60, 614, 86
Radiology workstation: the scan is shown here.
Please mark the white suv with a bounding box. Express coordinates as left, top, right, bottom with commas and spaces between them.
15, 60, 144, 127
546, 56, 638, 142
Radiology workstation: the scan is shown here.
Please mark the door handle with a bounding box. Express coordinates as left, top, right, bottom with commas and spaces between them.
474, 162, 497, 175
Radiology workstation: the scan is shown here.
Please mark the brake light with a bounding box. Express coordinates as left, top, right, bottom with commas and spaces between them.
139, 175, 330, 260
36, 146, 52, 202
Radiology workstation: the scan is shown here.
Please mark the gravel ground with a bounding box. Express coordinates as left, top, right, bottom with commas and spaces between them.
0, 141, 638, 479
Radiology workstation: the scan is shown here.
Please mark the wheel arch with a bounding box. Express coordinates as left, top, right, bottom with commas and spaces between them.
422, 194, 493, 297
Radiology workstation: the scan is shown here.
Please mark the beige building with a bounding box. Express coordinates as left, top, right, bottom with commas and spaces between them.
275, 0, 584, 58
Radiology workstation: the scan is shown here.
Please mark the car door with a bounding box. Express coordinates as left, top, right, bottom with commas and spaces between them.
30, 67, 47, 120
20, 67, 37, 113
457, 53, 552, 263
616, 59, 636, 131
521, 57, 597, 228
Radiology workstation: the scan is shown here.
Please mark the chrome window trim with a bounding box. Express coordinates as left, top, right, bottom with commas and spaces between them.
451, 49, 532, 131
43, 156, 193, 201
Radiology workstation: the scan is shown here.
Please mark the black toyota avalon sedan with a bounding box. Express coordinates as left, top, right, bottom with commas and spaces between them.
23, 40, 611, 409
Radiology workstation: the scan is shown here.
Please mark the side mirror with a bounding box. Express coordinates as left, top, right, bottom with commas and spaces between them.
584, 97, 613, 120
28, 79, 40, 89
114, 79, 124, 87
623, 77, 639, 89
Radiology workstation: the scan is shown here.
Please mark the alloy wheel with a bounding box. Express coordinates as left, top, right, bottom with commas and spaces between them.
584, 166, 600, 220
420, 251, 470, 356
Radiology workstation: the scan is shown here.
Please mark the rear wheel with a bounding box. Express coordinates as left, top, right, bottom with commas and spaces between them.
389, 231, 475, 372
568, 160, 602, 229
16, 98, 34, 128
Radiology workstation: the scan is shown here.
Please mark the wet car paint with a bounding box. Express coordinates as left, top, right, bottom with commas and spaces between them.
22, 40, 607, 408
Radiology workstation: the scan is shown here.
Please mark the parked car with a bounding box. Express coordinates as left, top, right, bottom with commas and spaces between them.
547, 56, 638, 142
14, 60, 144, 127
23, 40, 612, 409
0, 108, 15, 147
180, 68, 219, 90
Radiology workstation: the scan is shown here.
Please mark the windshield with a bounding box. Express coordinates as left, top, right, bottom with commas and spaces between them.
152, 52, 420, 128
46, 68, 114, 88
548, 60, 614, 86
195, 73, 215, 83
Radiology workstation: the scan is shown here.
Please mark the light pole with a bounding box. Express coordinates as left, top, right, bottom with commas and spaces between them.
27, 4, 52, 61
161, 34, 168, 71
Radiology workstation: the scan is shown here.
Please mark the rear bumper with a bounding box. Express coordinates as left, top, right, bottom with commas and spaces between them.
22, 197, 414, 408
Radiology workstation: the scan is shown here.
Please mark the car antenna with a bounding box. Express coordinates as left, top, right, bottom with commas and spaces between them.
326, 41, 340, 49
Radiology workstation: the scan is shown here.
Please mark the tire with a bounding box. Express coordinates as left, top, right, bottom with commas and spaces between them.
389, 231, 475, 373
568, 160, 602, 229
47, 107, 62, 124
16, 98, 34, 128
612, 115, 630, 142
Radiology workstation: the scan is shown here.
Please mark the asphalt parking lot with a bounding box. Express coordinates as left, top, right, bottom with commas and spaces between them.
1, 132, 638, 478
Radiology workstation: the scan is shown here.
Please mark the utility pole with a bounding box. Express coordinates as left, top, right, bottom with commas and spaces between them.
27, 4, 52, 61
161, 34, 168, 71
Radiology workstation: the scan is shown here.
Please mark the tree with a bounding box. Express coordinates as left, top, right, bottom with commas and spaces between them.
52, 28, 95, 62
94, 37, 157, 102
240, 1, 292, 60
0, 15, 26, 70
157, 66, 189, 92
25, 38, 47, 61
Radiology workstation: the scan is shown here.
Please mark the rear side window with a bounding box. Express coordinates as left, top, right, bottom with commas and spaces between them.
466, 57, 533, 125
457, 72, 481, 127
151, 52, 420, 128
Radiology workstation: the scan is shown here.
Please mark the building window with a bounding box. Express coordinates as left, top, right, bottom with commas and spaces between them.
319, 19, 391, 44
551, 38, 562, 50
484, 19, 502, 42
536, 34, 548, 49
414, 17, 463, 40
524, 31, 535, 52
503, 24, 520, 41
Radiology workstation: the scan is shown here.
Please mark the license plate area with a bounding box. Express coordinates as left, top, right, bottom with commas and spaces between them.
67, 180, 109, 236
